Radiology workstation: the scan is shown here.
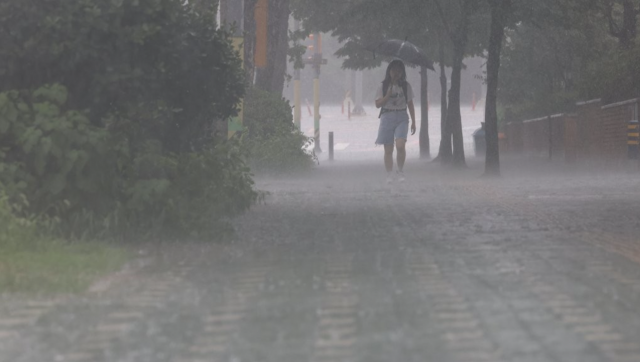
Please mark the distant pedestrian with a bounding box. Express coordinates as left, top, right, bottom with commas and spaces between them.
374, 59, 417, 183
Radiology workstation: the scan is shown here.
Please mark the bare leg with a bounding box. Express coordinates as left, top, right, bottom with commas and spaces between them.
384, 144, 394, 172
396, 139, 406, 171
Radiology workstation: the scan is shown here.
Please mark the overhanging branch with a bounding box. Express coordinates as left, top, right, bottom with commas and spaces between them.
431, 0, 454, 41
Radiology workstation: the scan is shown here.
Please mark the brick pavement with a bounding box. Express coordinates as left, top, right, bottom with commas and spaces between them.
1, 157, 640, 362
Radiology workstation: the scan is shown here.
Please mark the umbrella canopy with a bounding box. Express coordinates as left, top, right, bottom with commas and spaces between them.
366, 39, 435, 70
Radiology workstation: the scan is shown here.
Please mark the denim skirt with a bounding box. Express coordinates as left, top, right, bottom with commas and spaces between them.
375, 110, 409, 145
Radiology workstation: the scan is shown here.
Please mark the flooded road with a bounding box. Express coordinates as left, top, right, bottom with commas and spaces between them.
2, 156, 640, 362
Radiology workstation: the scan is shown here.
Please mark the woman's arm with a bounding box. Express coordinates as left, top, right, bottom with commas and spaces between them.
408, 100, 417, 135
375, 84, 392, 108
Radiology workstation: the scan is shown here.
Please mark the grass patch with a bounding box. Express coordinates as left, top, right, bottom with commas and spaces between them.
0, 240, 130, 294
0, 193, 130, 295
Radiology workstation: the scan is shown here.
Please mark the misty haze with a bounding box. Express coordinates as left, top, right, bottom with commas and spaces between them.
1, 1, 640, 362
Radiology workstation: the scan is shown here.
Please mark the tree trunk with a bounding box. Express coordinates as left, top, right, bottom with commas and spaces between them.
446, 0, 474, 168
219, 0, 228, 21
419, 66, 431, 159
484, 0, 510, 176
350, 70, 356, 114
254, 0, 291, 95
436, 40, 451, 163
432, 0, 472, 167
244, 0, 258, 86
448, 43, 466, 168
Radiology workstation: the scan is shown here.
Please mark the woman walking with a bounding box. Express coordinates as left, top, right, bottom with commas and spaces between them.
375, 60, 417, 183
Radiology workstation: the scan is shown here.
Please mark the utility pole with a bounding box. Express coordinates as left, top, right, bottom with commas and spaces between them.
223, 0, 245, 139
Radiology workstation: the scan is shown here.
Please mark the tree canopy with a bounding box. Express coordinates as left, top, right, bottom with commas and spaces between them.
0, 0, 256, 240
499, 0, 640, 120
0, 0, 245, 153
290, 0, 489, 70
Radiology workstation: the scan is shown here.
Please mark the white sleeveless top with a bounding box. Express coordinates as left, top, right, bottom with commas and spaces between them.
375, 82, 414, 110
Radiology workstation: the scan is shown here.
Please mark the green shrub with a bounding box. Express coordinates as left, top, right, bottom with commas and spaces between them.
243, 88, 315, 173
0, 0, 258, 242
115, 140, 258, 239
0, 191, 40, 250
245, 121, 315, 173
244, 88, 297, 138
0, 85, 114, 217
0, 85, 257, 241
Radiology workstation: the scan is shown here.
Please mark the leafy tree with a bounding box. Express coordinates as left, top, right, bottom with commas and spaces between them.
431, 0, 488, 167
0, 0, 257, 240
580, 0, 640, 99
291, 0, 460, 160
0, 0, 244, 153
483, 0, 512, 176
292, 0, 495, 167
602, 0, 639, 48
497, 0, 618, 120
483, 0, 576, 175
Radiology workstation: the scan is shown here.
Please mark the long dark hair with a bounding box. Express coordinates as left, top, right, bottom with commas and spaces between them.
382, 59, 407, 91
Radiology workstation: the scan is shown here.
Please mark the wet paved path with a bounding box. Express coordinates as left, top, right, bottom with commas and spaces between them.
1, 158, 640, 362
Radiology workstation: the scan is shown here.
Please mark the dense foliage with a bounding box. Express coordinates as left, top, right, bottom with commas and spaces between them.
243, 88, 315, 173
0, 0, 244, 152
0, 0, 257, 240
499, 1, 640, 121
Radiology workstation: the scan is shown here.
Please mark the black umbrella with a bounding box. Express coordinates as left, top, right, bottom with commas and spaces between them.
366, 39, 435, 70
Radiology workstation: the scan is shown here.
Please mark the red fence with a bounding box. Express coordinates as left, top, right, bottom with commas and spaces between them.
503, 98, 638, 165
